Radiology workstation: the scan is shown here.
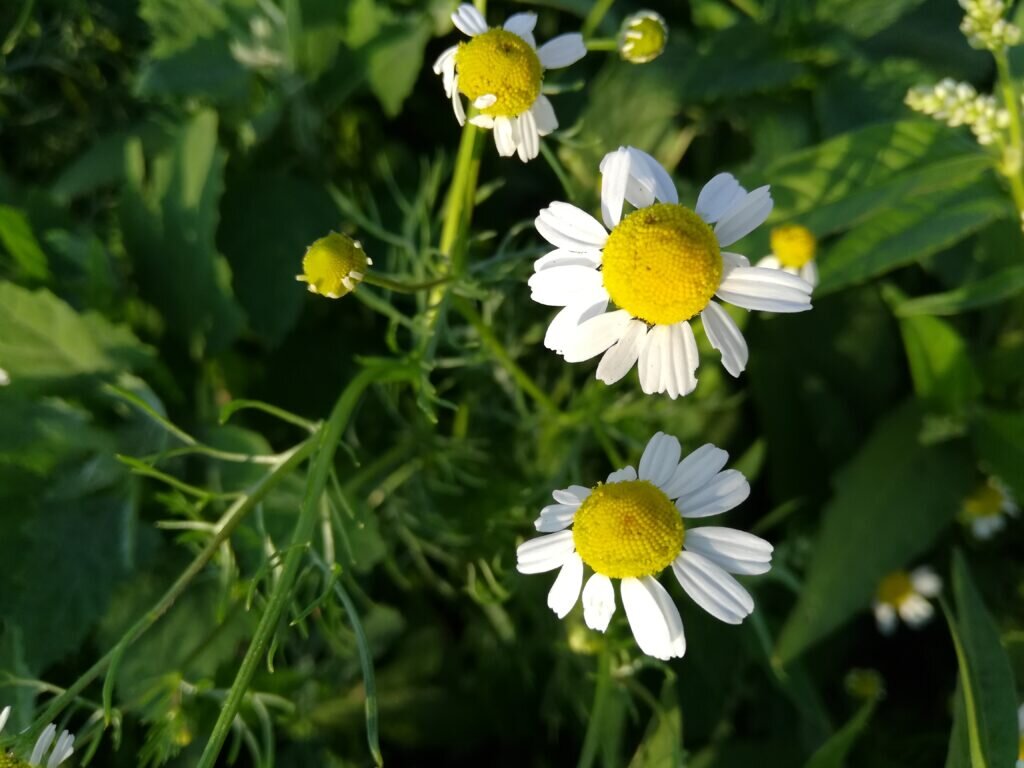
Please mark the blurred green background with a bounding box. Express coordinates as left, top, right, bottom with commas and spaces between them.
0, 0, 1022, 765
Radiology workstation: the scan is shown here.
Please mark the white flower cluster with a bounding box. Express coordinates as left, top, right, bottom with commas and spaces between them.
959, 0, 1021, 51
905, 79, 1009, 146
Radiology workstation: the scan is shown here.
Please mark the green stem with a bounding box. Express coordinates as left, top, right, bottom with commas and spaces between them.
576, 648, 613, 768
439, 124, 482, 262
362, 272, 453, 293
582, 0, 616, 37
994, 51, 1024, 221
453, 297, 558, 413
584, 37, 619, 51
196, 365, 414, 768
31, 438, 317, 733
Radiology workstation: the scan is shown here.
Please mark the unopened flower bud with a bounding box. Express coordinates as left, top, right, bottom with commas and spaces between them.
296, 232, 371, 299
619, 11, 668, 64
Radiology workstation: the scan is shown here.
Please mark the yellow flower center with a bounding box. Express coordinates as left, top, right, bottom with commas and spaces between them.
455, 29, 542, 118
0, 755, 29, 768
298, 232, 368, 299
620, 11, 668, 64
876, 571, 915, 607
961, 483, 1004, 521
601, 203, 722, 325
770, 224, 816, 269
572, 480, 684, 579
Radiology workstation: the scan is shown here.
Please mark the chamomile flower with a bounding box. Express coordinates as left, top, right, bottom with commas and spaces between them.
872, 566, 942, 635
959, 477, 1018, 540
528, 146, 813, 398
516, 432, 773, 660
432, 4, 586, 161
296, 233, 371, 299
0, 707, 76, 767
757, 224, 818, 289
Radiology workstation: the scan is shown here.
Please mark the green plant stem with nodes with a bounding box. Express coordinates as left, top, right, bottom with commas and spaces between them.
582, 0, 616, 37
28, 437, 317, 735
577, 646, 614, 768
993, 50, 1024, 220
196, 363, 416, 768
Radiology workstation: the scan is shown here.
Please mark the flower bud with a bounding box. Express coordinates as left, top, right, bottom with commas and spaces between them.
296, 232, 371, 299
619, 11, 668, 64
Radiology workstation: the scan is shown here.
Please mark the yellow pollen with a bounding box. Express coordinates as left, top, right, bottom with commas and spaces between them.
770, 224, 816, 269
876, 571, 915, 607
572, 480, 684, 579
298, 232, 368, 299
601, 203, 722, 325
455, 29, 542, 118
961, 483, 1004, 521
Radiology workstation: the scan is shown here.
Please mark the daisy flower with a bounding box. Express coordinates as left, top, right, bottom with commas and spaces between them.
432, 4, 586, 162
757, 224, 819, 289
872, 566, 942, 635
959, 477, 1018, 540
528, 146, 813, 398
515, 432, 773, 660
0, 707, 76, 767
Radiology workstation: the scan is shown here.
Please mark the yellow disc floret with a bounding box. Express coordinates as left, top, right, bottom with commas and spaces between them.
572, 480, 684, 579
297, 232, 370, 299
875, 571, 915, 607
455, 29, 542, 118
770, 224, 816, 269
619, 11, 668, 64
601, 203, 722, 325
960, 482, 1004, 521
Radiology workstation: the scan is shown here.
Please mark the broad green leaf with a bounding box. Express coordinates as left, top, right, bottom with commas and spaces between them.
50, 125, 172, 201
815, 0, 926, 37
805, 698, 878, 768
120, 111, 245, 352
944, 552, 1018, 768
0, 205, 49, 280
895, 265, 1024, 316
219, 170, 337, 343
893, 300, 981, 413
775, 402, 973, 663
816, 181, 1007, 295
135, 37, 251, 102
628, 681, 683, 768
139, 0, 230, 57
972, 408, 1024, 501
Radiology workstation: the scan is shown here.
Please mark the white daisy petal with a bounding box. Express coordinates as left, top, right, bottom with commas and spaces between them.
972, 516, 1005, 539
531, 95, 558, 136
661, 443, 729, 499
800, 260, 819, 288
452, 3, 489, 36
673, 551, 755, 625
517, 108, 540, 162
516, 530, 575, 574
0, 706, 9, 735
664, 321, 699, 399
717, 267, 813, 313
564, 310, 632, 363
504, 12, 537, 47
535, 202, 609, 251
596, 319, 647, 385
553, 486, 589, 505
756, 255, 781, 270
639, 432, 682, 488
474, 94, 497, 109
722, 251, 750, 275
451, 80, 466, 125
676, 470, 750, 518
469, 114, 495, 128
48, 731, 75, 768
543, 293, 609, 354
535, 503, 577, 532
534, 248, 603, 272
638, 324, 666, 395
715, 186, 773, 247
548, 553, 584, 618
626, 147, 678, 205
621, 576, 686, 660
31, 724, 57, 766
874, 602, 898, 635
601, 147, 631, 229
494, 116, 517, 156
910, 566, 942, 597
432, 45, 458, 93
683, 527, 773, 575
528, 264, 604, 306
582, 573, 616, 631
701, 301, 748, 378
537, 33, 586, 69
607, 465, 637, 483
695, 173, 746, 223
899, 594, 934, 628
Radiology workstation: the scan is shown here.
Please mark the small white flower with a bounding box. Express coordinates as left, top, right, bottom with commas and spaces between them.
432, 4, 586, 161
872, 567, 942, 635
757, 224, 818, 289
528, 146, 813, 398
960, 477, 1018, 540
0, 368, 9, 386
0, 707, 76, 767
516, 432, 773, 660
